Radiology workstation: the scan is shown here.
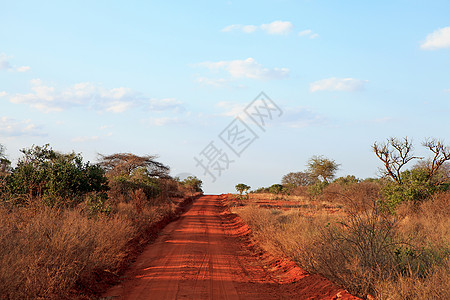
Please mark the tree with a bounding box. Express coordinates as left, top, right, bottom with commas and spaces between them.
182, 176, 203, 193
372, 137, 420, 184
281, 171, 315, 187
269, 184, 284, 195
98, 153, 171, 202
235, 183, 250, 195
4, 144, 108, 206
98, 153, 170, 178
373, 137, 450, 210
307, 155, 340, 183
373, 137, 450, 185
422, 138, 450, 183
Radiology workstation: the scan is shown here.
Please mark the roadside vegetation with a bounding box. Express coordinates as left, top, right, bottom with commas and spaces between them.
0, 144, 202, 299
231, 137, 449, 299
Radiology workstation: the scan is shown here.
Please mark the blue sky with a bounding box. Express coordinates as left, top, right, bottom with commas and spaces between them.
1, 1, 449, 193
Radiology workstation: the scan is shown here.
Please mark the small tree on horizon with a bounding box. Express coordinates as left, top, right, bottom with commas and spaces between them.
307, 155, 340, 183
235, 183, 250, 196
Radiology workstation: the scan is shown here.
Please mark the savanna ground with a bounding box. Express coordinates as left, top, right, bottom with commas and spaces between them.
228, 183, 449, 300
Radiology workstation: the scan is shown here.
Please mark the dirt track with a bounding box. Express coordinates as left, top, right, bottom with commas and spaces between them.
104, 195, 358, 299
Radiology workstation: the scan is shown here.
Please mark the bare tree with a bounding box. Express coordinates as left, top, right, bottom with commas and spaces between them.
98, 153, 170, 178
422, 138, 450, 180
372, 137, 421, 184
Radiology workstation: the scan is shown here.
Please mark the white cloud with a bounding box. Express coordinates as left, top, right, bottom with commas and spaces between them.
197, 57, 289, 80
260, 21, 293, 35
299, 29, 319, 39
0, 91, 7, 97
222, 20, 293, 35
6, 79, 182, 113
0, 116, 46, 137
222, 24, 257, 33
421, 27, 450, 50
242, 25, 258, 33
105, 101, 133, 113
298, 29, 312, 36
72, 136, 99, 143
16, 66, 31, 72
310, 77, 368, 92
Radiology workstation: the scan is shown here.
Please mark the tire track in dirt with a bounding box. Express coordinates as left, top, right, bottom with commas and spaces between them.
103, 195, 359, 300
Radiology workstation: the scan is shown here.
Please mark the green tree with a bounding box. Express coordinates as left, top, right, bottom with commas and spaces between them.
269, 184, 284, 195
235, 183, 250, 195
182, 176, 203, 193
98, 153, 171, 201
307, 155, 340, 183
4, 144, 109, 206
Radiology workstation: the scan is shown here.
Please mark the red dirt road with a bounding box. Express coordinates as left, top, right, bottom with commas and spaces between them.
104, 195, 358, 299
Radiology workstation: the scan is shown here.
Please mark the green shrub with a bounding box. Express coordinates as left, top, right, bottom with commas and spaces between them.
381, 168, 448, 212
269, 184, 284, 195
307, 181, 329, 198
2, 145, 108, 207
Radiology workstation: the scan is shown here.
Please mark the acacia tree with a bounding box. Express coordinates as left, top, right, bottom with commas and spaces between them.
307, 156, 340, 183
235, 183, 250, 195
98, 153, 170, 178
98, 153, 171, 201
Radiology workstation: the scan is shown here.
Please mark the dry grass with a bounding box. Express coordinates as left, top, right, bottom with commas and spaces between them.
0, 206, 133, 299
0, 193, 184, 299
232, 190, 450, 299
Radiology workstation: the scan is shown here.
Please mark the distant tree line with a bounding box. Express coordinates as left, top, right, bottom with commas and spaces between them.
0, 144, 203, 212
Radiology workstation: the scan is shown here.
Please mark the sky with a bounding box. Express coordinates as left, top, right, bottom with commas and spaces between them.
1, 0, 449, 194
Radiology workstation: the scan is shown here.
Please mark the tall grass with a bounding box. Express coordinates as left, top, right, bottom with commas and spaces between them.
233, 190, 450, 299
0, 192, 184, 299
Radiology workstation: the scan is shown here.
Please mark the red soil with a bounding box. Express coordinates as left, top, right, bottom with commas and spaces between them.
103, 195, 359, 299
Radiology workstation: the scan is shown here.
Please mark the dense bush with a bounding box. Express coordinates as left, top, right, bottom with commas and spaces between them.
381, 168, 449, 212
180, 176, 203, 193
1, 145, 108, 207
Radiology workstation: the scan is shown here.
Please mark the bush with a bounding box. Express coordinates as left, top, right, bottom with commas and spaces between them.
2, 145, 108, 207
381, 168, 448, 212
268, 184, 285, 195
307, 181, 329, 198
